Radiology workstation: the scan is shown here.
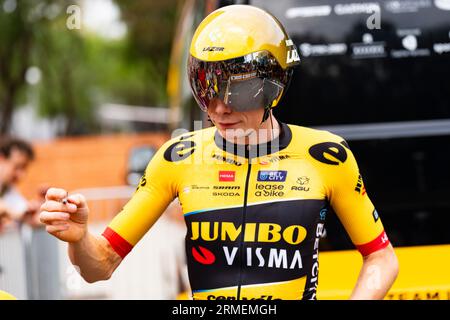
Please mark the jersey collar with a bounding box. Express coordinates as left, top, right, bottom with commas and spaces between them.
213, 121, 292, 159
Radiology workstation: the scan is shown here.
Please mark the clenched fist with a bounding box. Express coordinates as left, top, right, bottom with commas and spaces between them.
40, 188, 89, 243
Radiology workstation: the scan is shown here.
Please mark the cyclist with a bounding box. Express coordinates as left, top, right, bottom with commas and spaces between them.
40, 5, 398, 300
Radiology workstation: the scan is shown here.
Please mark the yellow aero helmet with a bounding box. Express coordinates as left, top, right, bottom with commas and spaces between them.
187, 5, 300, 119
190, 5, 298, 68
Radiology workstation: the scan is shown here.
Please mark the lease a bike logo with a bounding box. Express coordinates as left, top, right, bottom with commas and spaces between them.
255, 184, 284, 197
257, 170, 287, 182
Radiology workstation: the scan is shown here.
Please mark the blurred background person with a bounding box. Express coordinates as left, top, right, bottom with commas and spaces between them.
0, 137, 41, 232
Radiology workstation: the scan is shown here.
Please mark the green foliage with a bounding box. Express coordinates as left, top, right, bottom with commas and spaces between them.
0, 0, 180, 135
34, 12, 95, 133
113, 0, 180, 106
0, 0, 35, 133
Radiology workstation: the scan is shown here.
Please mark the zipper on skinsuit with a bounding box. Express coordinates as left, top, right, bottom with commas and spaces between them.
237, 145, 252, 300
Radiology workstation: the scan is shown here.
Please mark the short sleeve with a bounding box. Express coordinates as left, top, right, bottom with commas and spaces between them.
102, 140, 179, 258
313, 134, 390, 256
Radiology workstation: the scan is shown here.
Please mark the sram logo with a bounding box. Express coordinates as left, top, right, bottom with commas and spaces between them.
190, 222, 307, 245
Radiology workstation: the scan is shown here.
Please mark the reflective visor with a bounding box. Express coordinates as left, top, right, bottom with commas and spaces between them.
187, 51, 292, 112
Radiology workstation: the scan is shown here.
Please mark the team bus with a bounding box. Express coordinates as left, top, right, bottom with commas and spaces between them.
167, 0, 450, 299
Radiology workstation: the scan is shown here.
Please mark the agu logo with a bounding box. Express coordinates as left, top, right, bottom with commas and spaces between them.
192, 246, 216, 265
297, 176, 310, 185
257, 171, 287, 182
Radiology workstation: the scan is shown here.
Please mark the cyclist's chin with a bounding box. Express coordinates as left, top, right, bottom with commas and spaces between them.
218, 125, 255, 142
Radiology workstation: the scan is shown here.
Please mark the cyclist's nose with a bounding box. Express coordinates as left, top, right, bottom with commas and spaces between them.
210, 98, 232, 115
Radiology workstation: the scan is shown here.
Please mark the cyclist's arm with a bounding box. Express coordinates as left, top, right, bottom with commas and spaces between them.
100, 144, 179, 261
69, 173, 177, 283
68, 231, 122, 283
322, 136, 399, 299
41, 139, 180, 283
350, 243, 399, 300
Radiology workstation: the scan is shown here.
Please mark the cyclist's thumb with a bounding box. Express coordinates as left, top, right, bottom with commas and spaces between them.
67, 193, 88, 210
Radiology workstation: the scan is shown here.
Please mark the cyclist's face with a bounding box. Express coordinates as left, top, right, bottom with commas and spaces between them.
207, 98, 265, 141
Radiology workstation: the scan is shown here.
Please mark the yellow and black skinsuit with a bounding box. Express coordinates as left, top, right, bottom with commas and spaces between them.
103, 122, 390, 300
